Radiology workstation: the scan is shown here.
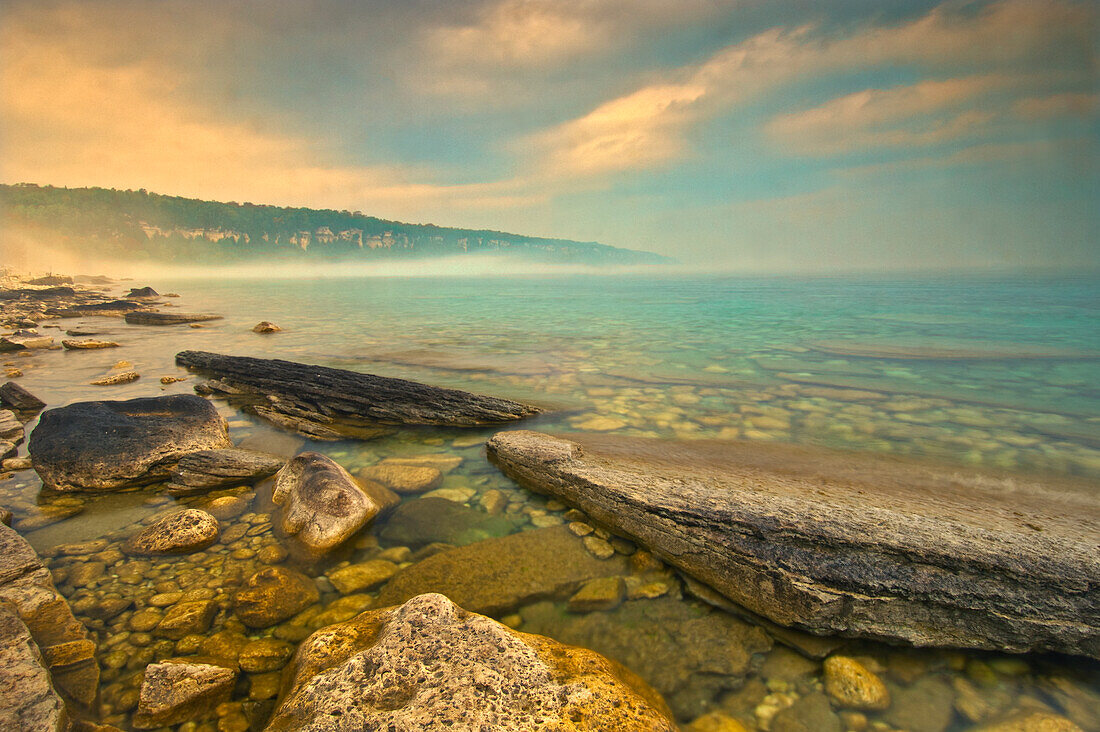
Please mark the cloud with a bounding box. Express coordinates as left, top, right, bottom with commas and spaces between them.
0, 5, 542, 222
531, 0, 1096, 175
765, 75, 1016, 154
1013, 92, 1099, 119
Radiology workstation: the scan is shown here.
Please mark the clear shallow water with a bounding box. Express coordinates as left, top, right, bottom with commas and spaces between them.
2, 273, 1099, 730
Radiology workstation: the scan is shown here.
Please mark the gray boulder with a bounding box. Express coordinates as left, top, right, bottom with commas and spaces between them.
29, 394, 232, 491
487, 430, 1100, 659
272, 452, 398, 554
167, 448, 285, 495
265, 593, 675, 731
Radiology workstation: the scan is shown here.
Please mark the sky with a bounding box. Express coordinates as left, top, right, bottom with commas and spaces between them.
0, 0, 1097, 272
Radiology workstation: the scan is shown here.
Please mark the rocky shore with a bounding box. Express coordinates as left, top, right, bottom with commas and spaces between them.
0, 270, 1097, 732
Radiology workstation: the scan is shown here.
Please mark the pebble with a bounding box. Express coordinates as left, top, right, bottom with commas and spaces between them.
823, 656, 891, 711
581, 535, 616, 559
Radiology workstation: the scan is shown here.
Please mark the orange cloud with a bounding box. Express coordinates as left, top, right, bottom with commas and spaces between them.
531, 0, 1096, 175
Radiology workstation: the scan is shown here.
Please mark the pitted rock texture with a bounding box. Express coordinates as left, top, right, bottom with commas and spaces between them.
0, 606, 68, 731
29, 394, 232, 491
168, 448, 285, 494
175, 350, 540, 439
273, 452, 398, 554
123, 509, 221, 555
265, 593, 675, 731
0, 523, 99, 707
487, 430, 1100, 659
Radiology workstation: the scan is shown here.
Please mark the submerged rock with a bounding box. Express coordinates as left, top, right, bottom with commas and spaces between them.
272, 452, 399, 554
125, 311, 222, 325
175, 350, 541, 439
132, 661, 236, 728
359, 462, 443, 494
378, 496, 515, 548
487, 431, 1100, 659
29, 394, 232, 491
266, 592, 676, 731
123, 510, 221, 555
377, 525, 629, 615
234, 566, 319, 628
167, 448, 284, 494
521, 597, 772, 721
252, 321, 281, 333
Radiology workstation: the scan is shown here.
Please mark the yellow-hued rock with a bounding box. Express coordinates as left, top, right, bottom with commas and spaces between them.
823, 655, 891, 710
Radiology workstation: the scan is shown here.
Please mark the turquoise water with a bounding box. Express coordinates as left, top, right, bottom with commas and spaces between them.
152, 273, 1100, 479
3, 272, 1099, 730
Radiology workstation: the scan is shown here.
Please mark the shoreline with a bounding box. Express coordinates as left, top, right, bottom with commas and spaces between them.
0, 271, 1098, 731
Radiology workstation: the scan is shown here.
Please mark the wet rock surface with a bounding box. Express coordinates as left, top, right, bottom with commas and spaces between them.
29, 394, 232, 491
273, 451, 398, 554
234, 566, 320, 628
488, 431, 1100, 658
377, 525, 629, 614
378, 496, 515, 547
175, 350, 541, 438
522, 596, 773, 720
123, 509, 221, 555
167, 448, 284, 494
132, 661, 236, 728
124, 311, 223, 325
0, 523, 99, 707
266, 592, 676, 731
0, 605, 68, 731
0, 380, 46, 414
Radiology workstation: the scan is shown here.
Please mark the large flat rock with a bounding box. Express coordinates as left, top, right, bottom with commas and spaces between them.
487, 431, 1100, 659
376, 525, 628, 615
0, 606, 67, 731
29, 394, 232, 491
175, 350, 541, 439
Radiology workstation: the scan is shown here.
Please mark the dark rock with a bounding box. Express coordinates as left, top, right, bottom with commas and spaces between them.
29, 394, 232, 491
266, 593, 676, 731
132, 662, 235, 729
272, 452, 398, 554
123, 509, 221, 555
379, 496, 515, 548
521, 597, 772, 721
126, 286, 159, 298
125, 311, 222, 325
376, 525, 628, 615
167, 448, 284, 495
175, 350, 541, 439
51, 299, 144, 316
252, 321, 281, 333
234, 567, 319, 628
487, 431, 1100, 659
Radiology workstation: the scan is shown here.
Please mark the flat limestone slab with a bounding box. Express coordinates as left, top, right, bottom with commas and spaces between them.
175, 350, 541, 438
487, 431, 1100, 659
